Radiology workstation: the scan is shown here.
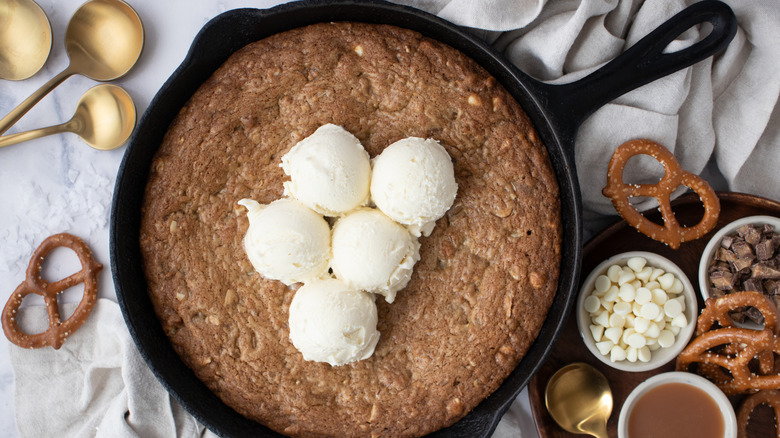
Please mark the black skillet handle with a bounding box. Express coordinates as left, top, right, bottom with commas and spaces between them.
527, 0, 737, 154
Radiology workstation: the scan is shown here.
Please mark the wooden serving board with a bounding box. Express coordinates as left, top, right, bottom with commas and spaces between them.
528, 192, 780, 437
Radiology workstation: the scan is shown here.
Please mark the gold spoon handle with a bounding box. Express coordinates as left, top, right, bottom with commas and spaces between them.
0, 67, 73, 136
0, 123, 67, 148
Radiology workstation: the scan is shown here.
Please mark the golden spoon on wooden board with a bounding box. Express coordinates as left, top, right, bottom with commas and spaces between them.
0, 84, 136, 150
0, 0, 53, 80
545, 362, 614, 438
0, 0, 143, 135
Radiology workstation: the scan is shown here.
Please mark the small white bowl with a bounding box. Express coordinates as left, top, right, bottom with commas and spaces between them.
576, 251, 697, 372
698, 215, 780, 328
617, 371, 737, 438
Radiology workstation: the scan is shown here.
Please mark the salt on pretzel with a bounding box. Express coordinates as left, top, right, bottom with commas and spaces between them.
676, 327, 780, 395
602, 139, 720, 249
697, 291, 780, 335
737, 389, 780, 438
2, 233, 102, 349
695, 291, 779, 383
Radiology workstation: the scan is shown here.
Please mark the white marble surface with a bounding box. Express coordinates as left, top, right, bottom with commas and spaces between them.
0, 1, 542, 436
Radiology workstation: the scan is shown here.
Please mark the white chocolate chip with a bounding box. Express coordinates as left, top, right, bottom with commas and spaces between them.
604, 327, 622, 344
651, 289, 669, 305
613, 301, 632, 316
636, 266, 653, 282
638, 346, 652, 362
669, 278, 684, 295
600, 298, 614, 312
640, 303, 661, 320
627, 332, 647, 349
664, 299, 683, 318
584, 295, 601, 313
610, 345, 627, 362
590, 324, 604, 342
603, 286, 619, 303
658, 330, 675, 348
609, 313, 626, 329
618, 270, 636, 285
596, 340, 614, 355
627, 257, 647, 272
593, 311, 610, 328
594, 275, 611, 294
626, 346, 638, 362
671, 313, 688, 328
658, 273, 675, 290
649, 268, 665, 282
607, 265, 622, 282
673, 295, 686, 312
618, 284, 637, 302
645, 322, 661, 339
622, 328, 636, 345
635, 287, 652, 305
634, 317, 651, 334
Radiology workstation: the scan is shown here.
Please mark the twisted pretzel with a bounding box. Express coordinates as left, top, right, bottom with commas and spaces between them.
602, 139, 720, 249
697, 291, 780, 336
676, 327, 780, 395
695, 291, 779, 383
2, 233, 102, 349
737, 390, 780, 438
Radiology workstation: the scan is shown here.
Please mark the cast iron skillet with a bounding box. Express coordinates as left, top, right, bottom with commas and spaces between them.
111, 1, 736, 436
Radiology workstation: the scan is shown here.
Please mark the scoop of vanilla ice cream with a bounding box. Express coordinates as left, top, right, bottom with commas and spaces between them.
330, 208, 420, 303
281, 124, 371, 216
288, 278, 380, 366
370, 137, 457, 236
237, 197, 330, 285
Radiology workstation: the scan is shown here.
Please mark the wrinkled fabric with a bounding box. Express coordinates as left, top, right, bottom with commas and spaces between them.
402, 0, 780, 222
9, 300, 217, 438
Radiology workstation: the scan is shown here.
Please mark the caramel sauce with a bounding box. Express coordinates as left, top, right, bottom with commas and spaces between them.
628, 382, 725, 438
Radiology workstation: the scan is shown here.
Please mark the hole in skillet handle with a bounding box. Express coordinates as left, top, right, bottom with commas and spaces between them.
526, 0, 737, 161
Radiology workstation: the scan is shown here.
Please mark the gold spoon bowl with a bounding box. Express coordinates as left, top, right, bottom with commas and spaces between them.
0, 84, 136, 150
0, 0, 53, 80
545, 362, 613, 438
0, 0, 143, 135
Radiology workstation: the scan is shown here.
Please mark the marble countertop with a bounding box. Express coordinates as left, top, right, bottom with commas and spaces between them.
0, 0, 540, 436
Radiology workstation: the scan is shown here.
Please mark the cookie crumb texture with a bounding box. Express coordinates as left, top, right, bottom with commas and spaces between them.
140, 22, 561, 437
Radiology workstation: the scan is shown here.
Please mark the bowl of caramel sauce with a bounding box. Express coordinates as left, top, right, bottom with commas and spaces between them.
618, 371, 736, 438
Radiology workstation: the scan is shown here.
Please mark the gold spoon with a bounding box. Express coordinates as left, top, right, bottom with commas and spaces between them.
0, 84, 136, 150
545, 362, 613, 438
0, 0, 53, 80
0, 0, 143, 135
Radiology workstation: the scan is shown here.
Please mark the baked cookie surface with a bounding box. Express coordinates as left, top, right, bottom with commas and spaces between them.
140, 21, 561, 437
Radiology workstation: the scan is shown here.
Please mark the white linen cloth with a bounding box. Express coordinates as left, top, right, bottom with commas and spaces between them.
9, 300, 216, 438
8, 1, 779, 437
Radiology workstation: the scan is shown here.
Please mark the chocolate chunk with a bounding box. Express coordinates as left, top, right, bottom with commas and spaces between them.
732, 240, 755, 259
746, 227, 762, 246
736, 224, 752, 238
745, 306, 766, 325
742, 278, 764, 293
756, 239, 774, 261
710, 270, 735, 291
731, 310, 746, 323
715, 247, 737, 263
708, 222, 780, 313
732, 256, 754, 273
752, 263, 780, 280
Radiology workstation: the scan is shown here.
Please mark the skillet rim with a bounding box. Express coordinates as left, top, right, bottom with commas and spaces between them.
110, 1, 582, 436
